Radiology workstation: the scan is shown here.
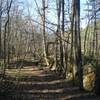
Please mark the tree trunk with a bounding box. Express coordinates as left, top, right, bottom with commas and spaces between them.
42, 0, 49, 66
0, 0, 2, 58
73, 0, 83, 89
7, 0, 10, 65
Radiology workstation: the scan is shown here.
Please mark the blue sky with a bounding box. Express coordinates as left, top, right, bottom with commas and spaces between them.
81, 0, 88, 28
21, 0, 87, 28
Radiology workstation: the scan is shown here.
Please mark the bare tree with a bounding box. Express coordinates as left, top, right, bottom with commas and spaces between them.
72, 0, 83, 89
3, 0, 13, 77
42, 0, 49, 66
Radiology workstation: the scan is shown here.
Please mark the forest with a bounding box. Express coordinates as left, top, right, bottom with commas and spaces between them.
0, 0, 100, 100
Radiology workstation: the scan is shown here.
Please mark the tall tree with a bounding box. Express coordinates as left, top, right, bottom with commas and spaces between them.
73, 0, 83, 89
3, 0, 13, 77
56, 0, 64, 74
0, 0, 3, 58
42, 0, 49, 66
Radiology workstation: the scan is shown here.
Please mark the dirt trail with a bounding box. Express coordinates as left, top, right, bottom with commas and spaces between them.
0, 66, 100, 100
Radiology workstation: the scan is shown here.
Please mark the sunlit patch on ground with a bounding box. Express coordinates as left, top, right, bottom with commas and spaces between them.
0, 66, 99, 100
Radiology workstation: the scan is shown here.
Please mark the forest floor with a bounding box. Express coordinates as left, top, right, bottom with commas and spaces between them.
0, 61, 100, 100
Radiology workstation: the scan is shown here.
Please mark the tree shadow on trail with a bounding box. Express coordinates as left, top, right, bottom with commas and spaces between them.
0, 79, 99, 100
0, 66, 100, 100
